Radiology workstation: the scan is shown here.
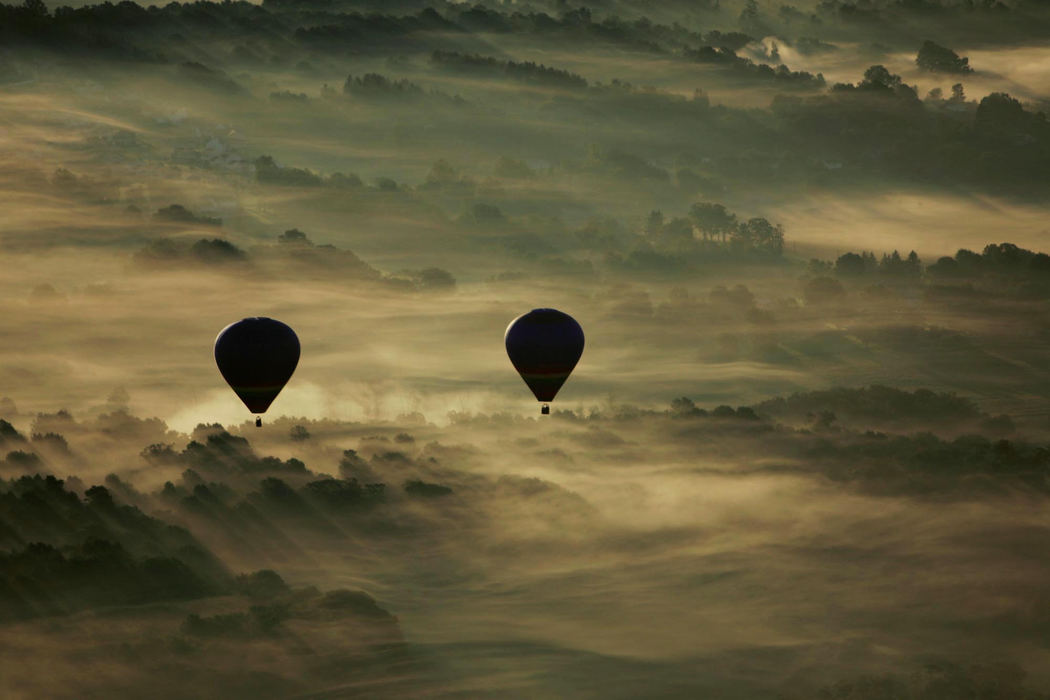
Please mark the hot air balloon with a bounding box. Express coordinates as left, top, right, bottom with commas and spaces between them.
505, 308, 584, 415
214, 317, 300, 427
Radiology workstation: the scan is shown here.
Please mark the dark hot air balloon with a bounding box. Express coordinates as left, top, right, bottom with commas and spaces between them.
214, 317, 300, 427
505, 308, 584, 415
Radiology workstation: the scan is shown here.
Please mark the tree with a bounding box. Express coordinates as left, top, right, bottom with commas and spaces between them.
916, 40, 972, 74
22, 0, 48, 17
853, 65, 919, 102
190, 239, 247, 264
835, 251, 876, 276
860, 65, 902, 91
278, 229, 311, 245
255, 156, 322, 187
154, 204, 221, 226
689, 202, 737, 244
975, 92, 1031, 134
422, 159, 467, 190
235, 570, 289, 599
670, 397, 704, 417
85, 484, 115, 508
734, 217, 784, 255
0, 419, 24, 442
660, 217, 695, 252
927, 256, 960, 278
344, 73, 423, 98
465, 203, 504, 225
878, 250, 922, 278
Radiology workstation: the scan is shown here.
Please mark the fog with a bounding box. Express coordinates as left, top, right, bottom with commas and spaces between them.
4, 0, 1050, 697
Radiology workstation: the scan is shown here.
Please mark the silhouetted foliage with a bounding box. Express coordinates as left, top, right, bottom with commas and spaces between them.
153, 204, 221, 226
0, 475, 229, 619
430, 51, 587, 89
0, 420, 26, 445
179, 431, 308, 475
690, 202, 737, 244
926, 243, 1050, 293
255, 155, 323, 187
756, 385, 1012, 436
269, 90, 308, 102
835, 251, 878, 276
916, 40, 973, 74
301, 477, 386, 508
683, 46, 825, 89
669, 397, 708, 418
234, 569, 290, 599
178, 61, 243, 93
0, 539, 218, 620
190, 238, 248, 264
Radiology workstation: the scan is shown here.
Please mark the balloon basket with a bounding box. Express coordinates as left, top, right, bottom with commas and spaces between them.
255, 417, 262, 427
541, 404, 550, 415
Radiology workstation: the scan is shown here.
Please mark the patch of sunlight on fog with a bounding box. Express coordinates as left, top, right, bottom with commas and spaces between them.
777, 191, 1050, 258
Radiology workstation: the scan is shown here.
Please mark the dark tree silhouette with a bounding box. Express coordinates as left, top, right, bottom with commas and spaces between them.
916, 40, 972, 74
689, 203, 737, 244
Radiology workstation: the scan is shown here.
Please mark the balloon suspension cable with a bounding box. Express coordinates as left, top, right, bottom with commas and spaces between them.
541, 404, 550, 415
256, 416, 262, 427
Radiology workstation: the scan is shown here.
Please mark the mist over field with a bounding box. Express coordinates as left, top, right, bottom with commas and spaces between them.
5, 0, 1050, 697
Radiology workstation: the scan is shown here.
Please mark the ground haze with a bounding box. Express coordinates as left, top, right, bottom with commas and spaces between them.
3, 1, 1050, 697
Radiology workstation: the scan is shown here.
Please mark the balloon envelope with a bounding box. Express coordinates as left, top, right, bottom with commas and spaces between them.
214, 318, 300, 414
505, 308, 584, 402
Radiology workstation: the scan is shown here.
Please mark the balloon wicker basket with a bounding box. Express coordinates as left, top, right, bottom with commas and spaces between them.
541, 404, 550, 415
255, 417, 262, 427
